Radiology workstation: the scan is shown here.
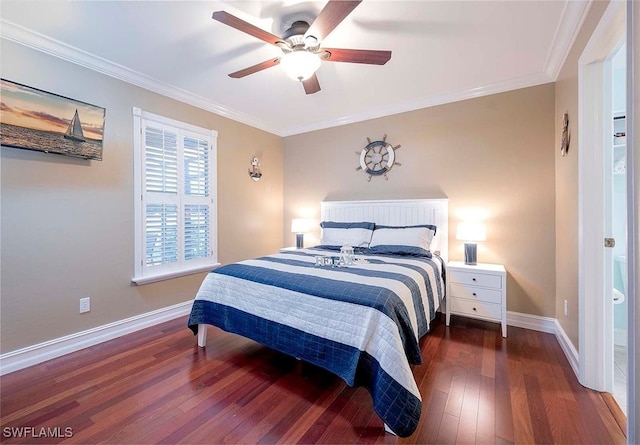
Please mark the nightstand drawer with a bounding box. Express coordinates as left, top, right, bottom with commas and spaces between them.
450, 283, 502, 304
446, 262, 506, 337
450, 298, 501, 321
449, 270, 502, 289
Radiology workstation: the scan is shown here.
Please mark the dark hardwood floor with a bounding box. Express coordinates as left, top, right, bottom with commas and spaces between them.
0, 314, 626, 444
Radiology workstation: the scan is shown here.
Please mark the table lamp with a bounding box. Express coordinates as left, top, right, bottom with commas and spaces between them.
456, 221, 486, 265
291, 218, 310, 249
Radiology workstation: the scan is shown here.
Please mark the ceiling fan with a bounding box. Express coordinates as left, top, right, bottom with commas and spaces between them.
212, 0, 392, 95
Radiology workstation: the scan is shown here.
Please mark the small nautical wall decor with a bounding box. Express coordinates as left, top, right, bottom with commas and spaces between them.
248, 156, 262, 181
356, 134, 401, 181
560, 112, 570, 157
0, 79, 105, 160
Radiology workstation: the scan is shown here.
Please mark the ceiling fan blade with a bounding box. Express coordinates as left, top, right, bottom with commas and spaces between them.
305, 0, 362, 42
212, 11, 283, 46
323, 48, 392, 65
228, 58, 280, 78
302, 74, 321, 94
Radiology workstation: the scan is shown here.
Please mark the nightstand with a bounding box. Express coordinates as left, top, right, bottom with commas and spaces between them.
445, 261, 507, 337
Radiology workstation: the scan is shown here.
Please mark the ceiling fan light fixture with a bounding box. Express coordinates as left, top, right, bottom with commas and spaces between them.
280, 51, 321, 81
213, 2, 390, 94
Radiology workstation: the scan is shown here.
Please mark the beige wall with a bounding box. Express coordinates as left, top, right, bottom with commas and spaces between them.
0, 40, 283, 353
284, 84, 556, 317
2, 4, 612, 357
554, 1, 610, 350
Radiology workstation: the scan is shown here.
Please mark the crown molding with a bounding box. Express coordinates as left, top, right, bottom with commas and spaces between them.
0, 19, 283, 136
282, 72, 553, 136
543, 0, 593, 81
277, 0, 595, 137
2, 4, 585, 139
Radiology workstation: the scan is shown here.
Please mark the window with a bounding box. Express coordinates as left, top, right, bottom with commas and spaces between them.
132, 108, 218, 284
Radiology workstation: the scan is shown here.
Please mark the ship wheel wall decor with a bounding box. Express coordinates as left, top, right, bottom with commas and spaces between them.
356, 134, 401, 181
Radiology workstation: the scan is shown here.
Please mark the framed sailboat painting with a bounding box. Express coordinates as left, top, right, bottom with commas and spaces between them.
0, 79, 106, 160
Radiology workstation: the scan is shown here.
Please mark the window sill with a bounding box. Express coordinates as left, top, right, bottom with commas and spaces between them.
132, 263, 221, 285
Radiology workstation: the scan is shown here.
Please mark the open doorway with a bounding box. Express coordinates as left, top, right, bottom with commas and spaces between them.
577, 0, 625, 402
608, 42, 628, 415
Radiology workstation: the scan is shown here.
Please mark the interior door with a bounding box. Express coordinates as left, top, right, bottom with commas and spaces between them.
603, 50, 616, 395
604, 44, 628, 411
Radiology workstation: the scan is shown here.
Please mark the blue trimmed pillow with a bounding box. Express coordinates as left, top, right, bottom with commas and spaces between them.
368, 224, 437, 257
319, 221, 375, 248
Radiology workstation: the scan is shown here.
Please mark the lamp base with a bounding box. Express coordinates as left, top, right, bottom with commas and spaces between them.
464, 242, 477, 265
296, 233, 304, 249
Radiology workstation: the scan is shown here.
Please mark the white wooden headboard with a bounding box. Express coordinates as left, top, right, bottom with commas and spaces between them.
320, 199, 449, 262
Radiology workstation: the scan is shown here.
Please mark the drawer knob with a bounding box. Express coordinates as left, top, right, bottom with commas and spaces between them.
472, 292, 477, 296
472, 278, 477, 281
472, 307, 477, 311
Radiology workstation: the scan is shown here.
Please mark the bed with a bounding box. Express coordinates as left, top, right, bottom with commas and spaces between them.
187, 198, 449, 437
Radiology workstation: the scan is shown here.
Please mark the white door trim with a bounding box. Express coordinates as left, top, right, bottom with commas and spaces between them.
625, 1, 638, 441
578, 0, 625, 391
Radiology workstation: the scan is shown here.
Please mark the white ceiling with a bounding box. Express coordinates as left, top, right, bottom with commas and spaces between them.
0, 1, 590, 136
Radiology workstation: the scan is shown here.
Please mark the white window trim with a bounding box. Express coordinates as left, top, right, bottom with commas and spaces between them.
132, 107, 219, 285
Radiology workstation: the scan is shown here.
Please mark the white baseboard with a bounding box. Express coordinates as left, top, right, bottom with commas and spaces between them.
1, 305, 582, 382
0, 300, 192, 376
507, 310, 579, 379
507, 310, 556, 333
553, 319, 580, 378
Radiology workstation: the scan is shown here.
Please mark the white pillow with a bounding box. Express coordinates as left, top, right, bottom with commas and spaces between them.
319, 221, 375, 248
368, 225, 437, 256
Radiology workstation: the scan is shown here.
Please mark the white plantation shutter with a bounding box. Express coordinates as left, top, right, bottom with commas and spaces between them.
183, 135, 209, 196
145, 204, 178, 266
145, 126, 178, 194
184, 205, 210, 260
183, 132, 211, 262
133, 108, 218, 284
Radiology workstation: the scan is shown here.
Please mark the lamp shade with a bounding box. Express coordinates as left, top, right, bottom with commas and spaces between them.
456, 222, 486, 242
291, 218, 310, 234
280, 51, 321, 81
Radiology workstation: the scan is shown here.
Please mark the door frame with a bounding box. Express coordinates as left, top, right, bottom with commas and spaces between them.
625, 1, 638, 441
577, 0, 625, 392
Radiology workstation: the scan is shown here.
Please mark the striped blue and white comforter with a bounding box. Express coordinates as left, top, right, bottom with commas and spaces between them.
188, 248, 446, 437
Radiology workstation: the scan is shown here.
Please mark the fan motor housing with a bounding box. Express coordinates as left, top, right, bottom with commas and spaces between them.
283, 20, 310, 43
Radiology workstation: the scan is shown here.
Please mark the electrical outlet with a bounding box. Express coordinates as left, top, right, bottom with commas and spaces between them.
563, 299, 568, 317
79, 297, 91, 314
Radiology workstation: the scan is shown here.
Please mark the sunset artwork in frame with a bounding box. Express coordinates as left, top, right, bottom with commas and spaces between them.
0, 79, 106, 161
